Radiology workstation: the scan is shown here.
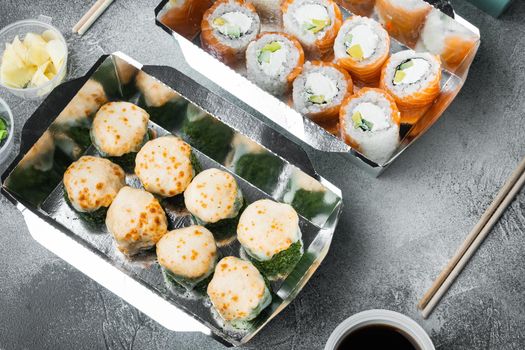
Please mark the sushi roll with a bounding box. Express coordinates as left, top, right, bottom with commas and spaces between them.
418, 9, 478, 71
161, 0, 214, 40
379, 50, 442, 114
334, 16, 390, 84
339, 87, 401, 164
135, 136, 195, 197
292, 61, 353, 124
246, 32, 305, 96
106, 186, 168, 256
63, 156, 125, 221
282, 0, 342, 59
376, 0, 432, 47
90, 102, 150, 161
237, 199, 303, 278
157, 225, 218, 290
201, 0, 261, 66
335, 0, 376, 16
207, 256, 271, 327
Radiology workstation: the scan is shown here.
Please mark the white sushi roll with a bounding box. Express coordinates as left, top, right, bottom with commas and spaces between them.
184, 168, 243, 225
207, 256, 271, 326
379, 50, 442, 112
333, 16, 390, 83
106, 186, 168, 256
135, 136, 195, 197
292, 60, 353, 123
63, 156, 125, 213
282, 0, 342, 59
339, 87, 401, 164
135, 71, 182, 108
90, 101, 150, 157
201, 0, 261, 66
157, 225, 218, 289
246, 32, 305, 96
237, 199, 303, 277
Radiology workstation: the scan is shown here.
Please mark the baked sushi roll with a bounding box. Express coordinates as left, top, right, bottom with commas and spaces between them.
282, 0, 342, 59
157, 225, 218, 290
335, 0, 375, 16
63, 156, 125, 222
379, 50, 442, 115
161, 0, 214, 40
292, 61, 353, 124
201, 0, 261, 66
135, 136, 196, 197
246, 32, 305, 96
184, 168, 243, 224
419, 9, 478, 71
207, 256, 271, 327
90, 101, 150, 165
340, 87, 400, 164
135, 71, 186, 130
237, 199, 303, 278
376, 0, 432, 47
106, 186, 168, 256
334, 16, 390, 84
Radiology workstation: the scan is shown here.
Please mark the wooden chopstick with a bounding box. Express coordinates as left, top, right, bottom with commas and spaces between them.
76, 0, 114, 36
419, 156, 525, 318
72, 0, 106, 33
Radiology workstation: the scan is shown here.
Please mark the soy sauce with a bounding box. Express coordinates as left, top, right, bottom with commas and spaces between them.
336, 324, 419, 350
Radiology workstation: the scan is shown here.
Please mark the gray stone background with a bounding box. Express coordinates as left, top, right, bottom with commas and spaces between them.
0, 0, 524, 349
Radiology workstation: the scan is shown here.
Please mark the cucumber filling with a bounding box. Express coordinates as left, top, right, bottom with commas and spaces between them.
304, 72, 338, 105
212, 12, 252, 39
294, 4, 331, 35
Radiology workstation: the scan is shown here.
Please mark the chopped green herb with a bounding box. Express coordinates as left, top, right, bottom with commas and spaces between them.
351, 111, 374, 131
308, 95, 326, 104
0, 117, 6, 130
0, 116, 8, 142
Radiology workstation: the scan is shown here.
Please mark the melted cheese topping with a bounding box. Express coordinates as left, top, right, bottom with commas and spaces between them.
305, 72, 338, 102
184, 168, 240, 224
258, 41, 288, 76
394, 58, 430, 85
64, 156, 125, 212
237, 199, 300, 261
135, 71, 181, 108
213, 11, 252, 37
353, 102, 390, 132
135, 136, 194, 197
207, 256, 269, 321
55, 79, 107, 126
106, 186, 168, 256
91, 102, 149, 157
156, 226, 217, 279
345, 24, 379, 60
294, 4, 329, 34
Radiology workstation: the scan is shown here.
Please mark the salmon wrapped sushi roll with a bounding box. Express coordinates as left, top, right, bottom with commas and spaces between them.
282, 0, 342, 59
201, 0, 261, 66
376, 0, 432, 47
419, 9, 478, 71
340, 87, 400, 164
335, 0, 376, 16
334, 16, 390, 84
246, 32, 305, 96
379, 50, 441, 114
292, 61, 353, 124
161, 0, 213, 40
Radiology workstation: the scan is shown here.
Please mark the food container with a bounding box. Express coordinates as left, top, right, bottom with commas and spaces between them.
324, 310, 435, 350
0, 52, 342, 346
0, 97, 14, 165
0, 15, 68, 100
155, 0, 480, 175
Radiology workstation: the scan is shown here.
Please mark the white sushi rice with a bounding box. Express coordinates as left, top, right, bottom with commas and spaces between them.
341, 90, 399, 164
208, 1, 260, 54
283, 0, 337, 57
246, 33, 301, 96
334, 16, 389, 65
382, 50, 440, 98
292, 61, 348, 117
